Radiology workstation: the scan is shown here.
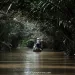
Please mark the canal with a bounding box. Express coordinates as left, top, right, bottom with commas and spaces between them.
0, 47, 75, 75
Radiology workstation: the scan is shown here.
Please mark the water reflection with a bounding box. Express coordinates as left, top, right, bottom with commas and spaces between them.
0, 48, 75, 75
24, 51, 40, 75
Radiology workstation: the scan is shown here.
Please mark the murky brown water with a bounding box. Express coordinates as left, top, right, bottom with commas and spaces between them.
0, 47, 75, 75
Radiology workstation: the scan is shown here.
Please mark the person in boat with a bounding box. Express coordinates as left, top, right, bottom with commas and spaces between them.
33, 38, 42, 50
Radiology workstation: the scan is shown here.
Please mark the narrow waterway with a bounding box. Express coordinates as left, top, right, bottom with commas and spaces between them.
0, 47, 75, 75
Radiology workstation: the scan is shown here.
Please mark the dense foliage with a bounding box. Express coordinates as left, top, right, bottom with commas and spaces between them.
0, 0, 75, 56
28, 0, 75, 56
0, 12, 25, 51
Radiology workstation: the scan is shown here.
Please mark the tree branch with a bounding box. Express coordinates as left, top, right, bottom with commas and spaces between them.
6, 3, 13, 14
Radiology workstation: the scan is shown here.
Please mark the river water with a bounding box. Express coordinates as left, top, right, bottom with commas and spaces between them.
0, 47, 74, 75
